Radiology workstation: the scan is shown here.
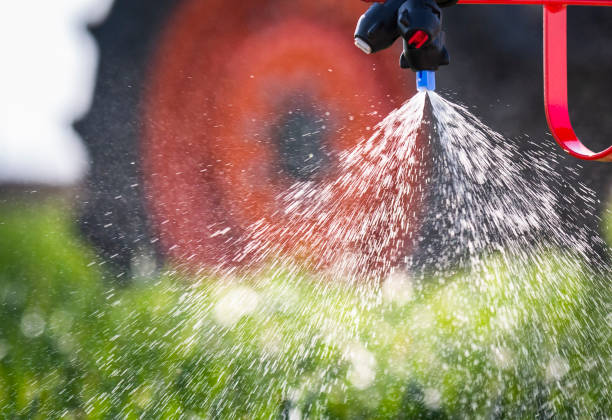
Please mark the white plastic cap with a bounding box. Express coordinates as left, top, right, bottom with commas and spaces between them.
354, 37, 373, 55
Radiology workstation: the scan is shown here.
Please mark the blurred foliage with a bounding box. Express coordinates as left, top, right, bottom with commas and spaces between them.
0, 199, 610, 419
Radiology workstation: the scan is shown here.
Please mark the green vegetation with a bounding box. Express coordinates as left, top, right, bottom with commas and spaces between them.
0, 198, 610, 418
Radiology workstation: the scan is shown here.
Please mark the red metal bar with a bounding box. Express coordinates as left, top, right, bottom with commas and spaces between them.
542, 4, 612, 160
458, 0, 612, 161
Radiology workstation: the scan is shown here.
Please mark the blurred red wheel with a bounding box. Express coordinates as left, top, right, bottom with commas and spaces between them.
143, 0, 421, 271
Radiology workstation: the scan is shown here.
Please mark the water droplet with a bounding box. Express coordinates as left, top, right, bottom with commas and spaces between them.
21, 312, 46, 338
213, 286, 260, 328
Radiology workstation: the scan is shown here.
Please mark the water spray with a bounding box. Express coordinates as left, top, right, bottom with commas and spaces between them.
355, 0, 612, 161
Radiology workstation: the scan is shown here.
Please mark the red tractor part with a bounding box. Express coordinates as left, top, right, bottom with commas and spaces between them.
143, 0, 425, 271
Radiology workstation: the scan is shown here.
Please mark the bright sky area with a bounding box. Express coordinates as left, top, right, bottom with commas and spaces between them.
0, 0, 114, 186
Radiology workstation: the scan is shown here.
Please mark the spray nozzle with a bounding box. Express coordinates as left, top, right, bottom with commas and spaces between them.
416, 70, 436, 91
355, 0, 454, 91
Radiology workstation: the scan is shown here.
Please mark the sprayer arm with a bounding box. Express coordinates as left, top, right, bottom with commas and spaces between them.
542, 4, 612, 161
455, 0, 612, 161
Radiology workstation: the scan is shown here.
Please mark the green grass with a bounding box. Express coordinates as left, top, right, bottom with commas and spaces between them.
0, 198, 610, 418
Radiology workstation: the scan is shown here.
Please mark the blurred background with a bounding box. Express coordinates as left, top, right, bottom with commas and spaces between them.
1, 0, 611, 417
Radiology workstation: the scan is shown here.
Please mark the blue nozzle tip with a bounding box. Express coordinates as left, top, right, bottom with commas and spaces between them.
416, 70, 436, 92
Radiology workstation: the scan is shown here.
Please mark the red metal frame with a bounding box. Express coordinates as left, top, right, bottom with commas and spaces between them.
461, 0, 612, 161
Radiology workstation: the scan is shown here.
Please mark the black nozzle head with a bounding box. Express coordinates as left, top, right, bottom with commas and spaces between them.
354, 0, 453, 71
354, 0, 404, 54
397, 0, 442, 46
400, 36, 449, 71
